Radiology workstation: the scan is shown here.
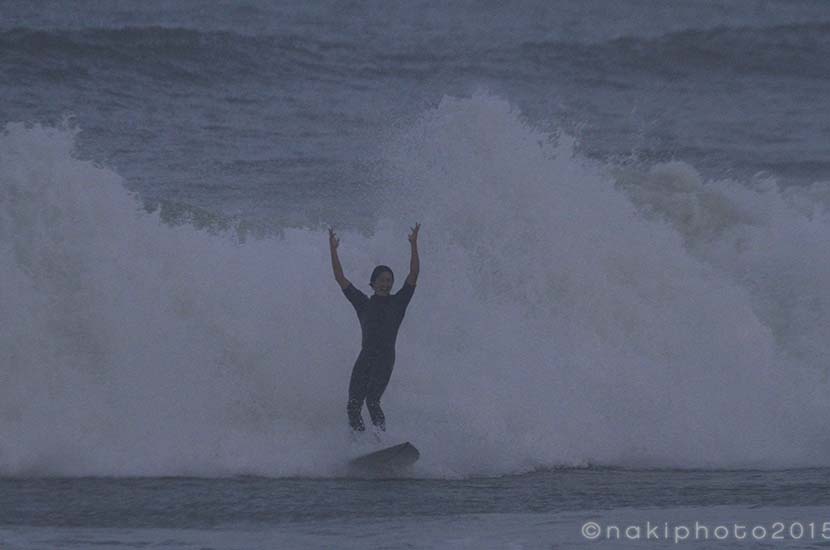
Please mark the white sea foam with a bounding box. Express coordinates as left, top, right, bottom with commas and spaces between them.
1, 94, 828, 477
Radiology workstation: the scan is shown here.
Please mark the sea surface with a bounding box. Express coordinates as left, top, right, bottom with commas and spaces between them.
2, 1, 830, 548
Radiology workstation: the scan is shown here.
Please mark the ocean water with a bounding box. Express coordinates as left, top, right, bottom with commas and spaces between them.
2, 1, 830, 548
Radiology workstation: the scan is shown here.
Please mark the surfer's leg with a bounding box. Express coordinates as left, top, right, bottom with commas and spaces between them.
365, 400, 385, 431
347, 352, 371, 432
365, 353, 394, 431
346, 399, 364, 431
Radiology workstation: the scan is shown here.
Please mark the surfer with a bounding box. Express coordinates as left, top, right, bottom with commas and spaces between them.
329, 223, 420, 435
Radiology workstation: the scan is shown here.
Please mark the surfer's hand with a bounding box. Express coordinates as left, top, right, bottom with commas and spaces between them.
328, 227, 340, 249
408, 222, 420, 245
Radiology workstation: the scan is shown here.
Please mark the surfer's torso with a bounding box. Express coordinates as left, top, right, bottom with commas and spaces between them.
342, 281, 415, 352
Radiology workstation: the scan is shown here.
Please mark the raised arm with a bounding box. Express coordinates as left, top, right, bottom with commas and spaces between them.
329, 228, 352, 290
406, 222, 420, 286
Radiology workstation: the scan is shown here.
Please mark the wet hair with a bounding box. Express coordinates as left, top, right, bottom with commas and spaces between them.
370, 265, 394, 287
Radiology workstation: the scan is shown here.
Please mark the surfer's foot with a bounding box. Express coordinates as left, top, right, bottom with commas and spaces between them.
370, 424, 384, 443
349, 428, 366, 444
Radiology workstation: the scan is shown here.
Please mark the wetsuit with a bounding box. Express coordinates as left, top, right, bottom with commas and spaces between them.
342, 280, 416, 431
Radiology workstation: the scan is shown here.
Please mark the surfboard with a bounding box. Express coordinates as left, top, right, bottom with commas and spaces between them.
349, 441, 420, 471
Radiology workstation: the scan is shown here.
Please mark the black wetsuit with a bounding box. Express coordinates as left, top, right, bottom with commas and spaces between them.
342, 281, 416, 431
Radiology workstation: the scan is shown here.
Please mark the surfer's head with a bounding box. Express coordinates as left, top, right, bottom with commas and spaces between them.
370, 265, 394, 296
